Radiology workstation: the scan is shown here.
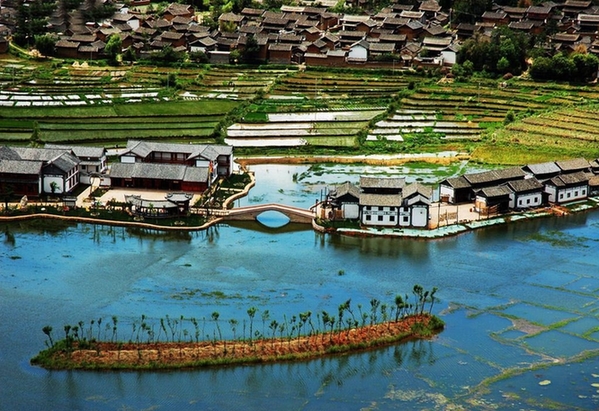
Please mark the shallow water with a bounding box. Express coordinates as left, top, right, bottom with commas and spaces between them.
1, 164, 599, 410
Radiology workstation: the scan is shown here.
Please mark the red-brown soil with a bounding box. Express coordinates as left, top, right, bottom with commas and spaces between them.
46, 315, 439, 370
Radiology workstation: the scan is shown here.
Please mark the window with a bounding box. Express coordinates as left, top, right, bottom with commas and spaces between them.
378, 215, 383, 221
390, 216, 395, 221
366, 206, 371, 211
560, 193, 564, 199
567, 192, 571, 198
575, 191, 578, 197
403, 216, 409, 223
526, 199, 530, 204
366, 215, 371, 221
583, 189, 586, 195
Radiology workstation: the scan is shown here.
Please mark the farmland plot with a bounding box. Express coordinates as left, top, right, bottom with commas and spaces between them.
367, 109, 484, 142
226, 109, 384, 147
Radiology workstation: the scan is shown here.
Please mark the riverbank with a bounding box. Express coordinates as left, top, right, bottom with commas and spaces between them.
31, 314, 443, 371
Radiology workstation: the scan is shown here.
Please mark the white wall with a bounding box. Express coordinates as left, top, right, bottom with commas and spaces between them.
556, 185, 587, 204
411, 206, 428, 227
361, 206, 398, 226
510, 192, 542, 209
342, 203, 359, 219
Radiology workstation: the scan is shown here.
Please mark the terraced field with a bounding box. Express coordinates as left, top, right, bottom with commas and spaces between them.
226, 103, 385, 147
471, 106, 599, 164
0, 100, 239, 145
364, 80, 599, 156
2, 56, 599, 162
269, 70, 413, 99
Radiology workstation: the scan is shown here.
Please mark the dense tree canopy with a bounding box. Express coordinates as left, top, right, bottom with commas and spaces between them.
457, 27, 529, 75
530, 53, 599, 82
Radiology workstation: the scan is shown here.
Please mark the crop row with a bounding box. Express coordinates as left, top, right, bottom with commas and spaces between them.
40, 127, 215, 143
506, 122, 599, 142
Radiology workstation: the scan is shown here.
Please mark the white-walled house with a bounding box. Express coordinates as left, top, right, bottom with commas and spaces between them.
544, 171, 589, 204
46, 144, 107, 185
506, 178, 544, 209
399, 183, 432, 228
347, 40, 368, 62
359, 193, 402, 226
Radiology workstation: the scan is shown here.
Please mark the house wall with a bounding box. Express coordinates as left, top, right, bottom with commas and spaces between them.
555, 184, 588, 203
348, 45, 367, 61
43, 175, 65, 194
361, 205, 398, 226
342, 203, 359, 219
399, 208, 410, 227
510, 191, 542, 209
411, 206, 428, 227
439, 184, 455, 203
121, 155, 136, 163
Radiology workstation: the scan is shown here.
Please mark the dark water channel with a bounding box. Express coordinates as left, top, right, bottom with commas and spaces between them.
1, 164, 598, 410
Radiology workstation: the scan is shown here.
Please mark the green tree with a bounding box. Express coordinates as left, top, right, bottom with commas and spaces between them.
242, 34, 261, 64
105, 34, 122, 65
496, 56, 510, 74
42, 325, 54, 347
452, 0, 492, 24
247, 307, 257, 343
34, 34, 56, 56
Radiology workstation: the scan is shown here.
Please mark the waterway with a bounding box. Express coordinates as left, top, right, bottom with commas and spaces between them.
1, 164, 599, 410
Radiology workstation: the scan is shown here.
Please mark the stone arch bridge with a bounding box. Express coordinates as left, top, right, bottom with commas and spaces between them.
219, 203, 314, 224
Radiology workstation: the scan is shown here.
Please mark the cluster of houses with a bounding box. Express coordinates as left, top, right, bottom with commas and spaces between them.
3, 0, 599, 67
326, 157, 599, 229
0, 140, 233, 200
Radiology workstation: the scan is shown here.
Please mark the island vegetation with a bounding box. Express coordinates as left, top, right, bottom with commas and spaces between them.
31, 285, 444, 370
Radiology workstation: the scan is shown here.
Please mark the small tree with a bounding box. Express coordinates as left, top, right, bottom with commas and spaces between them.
42, 325, 54, 347
105, 34, 122, 65
34, 34, 57, 57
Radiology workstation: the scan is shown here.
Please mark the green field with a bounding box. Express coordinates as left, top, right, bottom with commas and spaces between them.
1, 57, 599, 164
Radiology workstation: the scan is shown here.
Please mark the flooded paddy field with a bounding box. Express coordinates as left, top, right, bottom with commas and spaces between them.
1, 163, 598, 410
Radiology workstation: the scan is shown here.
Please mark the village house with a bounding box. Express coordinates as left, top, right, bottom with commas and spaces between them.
45, 144, 107, 185
358, 176, 405, 227
544, 171, 589, 204
0, 146, 80, 198
326, 181, 360, 219
399, 182, 432, 228
506, 178, 544, 209
110, 140, 233, 193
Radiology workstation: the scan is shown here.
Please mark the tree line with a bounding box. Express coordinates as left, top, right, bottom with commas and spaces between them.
40, 285, 439, 352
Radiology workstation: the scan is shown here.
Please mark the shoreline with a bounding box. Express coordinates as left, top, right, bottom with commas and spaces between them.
31, 314, 443, 371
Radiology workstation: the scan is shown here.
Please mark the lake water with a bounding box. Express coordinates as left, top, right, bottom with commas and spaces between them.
1, 164, 599, 410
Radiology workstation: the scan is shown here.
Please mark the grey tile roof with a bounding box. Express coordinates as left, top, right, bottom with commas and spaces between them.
360, 176, 405, 189
440, 175, 470, 189
464, 170, 499, 184
110, 162, 209, 183
555, 157, 590, 172
524, 161, 561, 175
0, 159, 43, 174
0, 146, 20, 160
45, 144, 106, 159
123, 140, 231, 161
12, 147, 79, 172
50, 153, 80, 172
359, 193, 402, 207
477, 185, 512, 198
403, 182, 433, 198
548, 171, 589, 187
331, 181, 360, 199
507, 178, 543, 193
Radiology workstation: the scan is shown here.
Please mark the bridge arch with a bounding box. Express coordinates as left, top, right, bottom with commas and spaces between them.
224, 203, 314, 224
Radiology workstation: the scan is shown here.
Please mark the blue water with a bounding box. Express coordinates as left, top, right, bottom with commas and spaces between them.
1, 164, 599, 410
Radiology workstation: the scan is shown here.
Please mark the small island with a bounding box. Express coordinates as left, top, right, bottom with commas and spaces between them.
31, 287, 444, 370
